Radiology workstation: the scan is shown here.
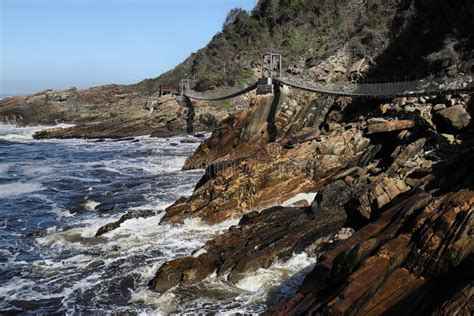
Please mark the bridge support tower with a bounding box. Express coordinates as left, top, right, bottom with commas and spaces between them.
257, 53, 282, 95
179, 79, 190, 96
176, 79, 190, 102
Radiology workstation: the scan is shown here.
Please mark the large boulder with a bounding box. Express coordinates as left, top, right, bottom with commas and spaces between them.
435, 104, 471, 130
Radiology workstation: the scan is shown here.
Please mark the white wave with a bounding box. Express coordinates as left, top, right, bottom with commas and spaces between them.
25, 212, 240, 313
130, 239, 317, 314
143, 225, 351, 314
0, 181, 45, 198
84, 200, 100, 211
0, 278, 37, 298
95, 155, 190, 175
235, 252, 316, 293
0, 130, 212, 313
282, 192, 317, 207
135, 156, 188, 174
0, 123, 75, 142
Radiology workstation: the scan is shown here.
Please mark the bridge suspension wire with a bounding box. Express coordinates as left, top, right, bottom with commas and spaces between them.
277, 74, 474, 98
184, 81, 259, 101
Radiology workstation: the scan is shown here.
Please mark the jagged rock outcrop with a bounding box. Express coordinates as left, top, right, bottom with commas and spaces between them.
149, 83, 473, 315
274, 186, 473, 315
161, 126, 371, 225
270, 139, 474, 315
183, 95, 276, 169
183, 90, 339, 169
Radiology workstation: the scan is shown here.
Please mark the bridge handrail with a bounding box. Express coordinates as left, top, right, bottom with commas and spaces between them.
277, 74, 474, 98
184, 81, 258, 101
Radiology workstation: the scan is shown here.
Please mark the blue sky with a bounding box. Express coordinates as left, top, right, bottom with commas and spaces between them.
0, 0, 256, 95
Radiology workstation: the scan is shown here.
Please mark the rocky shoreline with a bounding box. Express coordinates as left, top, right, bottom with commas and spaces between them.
0, 86, 234, 139
4, 79, 472, 313
141, 86, 472, 314
70, 80, 474, 313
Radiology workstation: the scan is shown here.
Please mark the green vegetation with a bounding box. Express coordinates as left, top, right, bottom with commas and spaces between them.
219, 99, 233, 109
136, 0, 444, 95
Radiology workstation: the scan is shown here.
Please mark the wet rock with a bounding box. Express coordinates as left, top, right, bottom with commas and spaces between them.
95, 202, 116, 213
111, 137, 135, 142
31, 229, 48, 237
95, 209, 155, 236
180, 138, 200, 143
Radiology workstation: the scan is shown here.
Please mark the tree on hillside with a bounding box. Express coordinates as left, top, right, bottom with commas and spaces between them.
223, 8, 247, 30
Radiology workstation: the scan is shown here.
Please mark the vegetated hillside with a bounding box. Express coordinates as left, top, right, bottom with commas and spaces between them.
137, 0, 473, 94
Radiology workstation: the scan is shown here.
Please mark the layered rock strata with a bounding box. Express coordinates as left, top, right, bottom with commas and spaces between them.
148, 88, 473, 314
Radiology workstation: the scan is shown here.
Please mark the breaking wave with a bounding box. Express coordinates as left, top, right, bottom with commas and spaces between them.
0, 124, 318, 314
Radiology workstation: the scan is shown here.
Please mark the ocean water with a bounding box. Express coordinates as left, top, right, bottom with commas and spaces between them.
0, 124, 316, 314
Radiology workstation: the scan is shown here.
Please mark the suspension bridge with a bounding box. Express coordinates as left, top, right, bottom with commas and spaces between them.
163, 53, 473, 101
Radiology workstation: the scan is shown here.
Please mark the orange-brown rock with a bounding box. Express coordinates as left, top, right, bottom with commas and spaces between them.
161, 127, 372, 224
183, 90, 334, 169
183, 96, 274, 169
138, 76, 474, 316
272, 186, 474, 315
366, 119, 415, 134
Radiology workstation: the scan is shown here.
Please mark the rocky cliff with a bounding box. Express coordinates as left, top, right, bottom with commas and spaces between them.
145, 80, 472, 313
142, 0, 474, 307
